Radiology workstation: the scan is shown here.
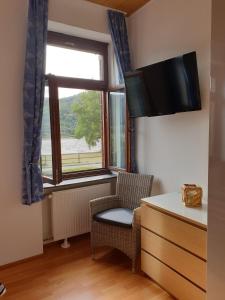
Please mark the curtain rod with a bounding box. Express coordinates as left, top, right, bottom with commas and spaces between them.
107, 8, 128, 16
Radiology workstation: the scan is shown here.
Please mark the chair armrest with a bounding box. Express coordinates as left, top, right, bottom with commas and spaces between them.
132, 206, 142, 227
90, 195, 120, 216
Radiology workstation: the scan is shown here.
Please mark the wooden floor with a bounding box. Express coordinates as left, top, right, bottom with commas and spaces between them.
0, 235, 174, 300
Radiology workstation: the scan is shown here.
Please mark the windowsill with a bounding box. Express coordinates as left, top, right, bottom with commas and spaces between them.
43, 173, 117, 194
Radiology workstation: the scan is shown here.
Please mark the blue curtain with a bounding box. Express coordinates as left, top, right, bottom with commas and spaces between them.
108, 10, 137, 173
22, 0, 48, 205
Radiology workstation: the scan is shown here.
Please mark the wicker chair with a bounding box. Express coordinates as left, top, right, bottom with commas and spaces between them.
90, 172, 153, 272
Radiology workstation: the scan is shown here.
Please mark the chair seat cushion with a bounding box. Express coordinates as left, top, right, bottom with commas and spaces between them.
94, 208, 133, 228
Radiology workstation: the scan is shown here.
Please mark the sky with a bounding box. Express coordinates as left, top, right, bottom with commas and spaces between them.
45, 45, 102, 98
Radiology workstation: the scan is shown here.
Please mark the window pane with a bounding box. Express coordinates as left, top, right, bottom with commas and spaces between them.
41, 86, 53, 178
109, 91, 126, 169
58, 88, 103, 173
46, 45, 103, 80
111, 51, 123, 86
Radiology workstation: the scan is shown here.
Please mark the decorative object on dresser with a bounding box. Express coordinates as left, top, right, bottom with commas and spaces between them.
90, 172, 153, 272
141, 192, 207, 300
181, 184, 203, 207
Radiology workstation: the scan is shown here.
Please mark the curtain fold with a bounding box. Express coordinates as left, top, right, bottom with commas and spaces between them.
108, 10, 137, 173
22, 0, 48, 205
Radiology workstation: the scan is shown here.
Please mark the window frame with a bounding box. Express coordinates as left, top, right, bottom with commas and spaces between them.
42, 31, 130, 185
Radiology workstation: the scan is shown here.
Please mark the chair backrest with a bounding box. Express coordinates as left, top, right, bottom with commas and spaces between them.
116, 172, 154, 209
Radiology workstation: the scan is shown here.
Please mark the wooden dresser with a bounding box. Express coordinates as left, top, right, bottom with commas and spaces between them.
141, 192, 207, 300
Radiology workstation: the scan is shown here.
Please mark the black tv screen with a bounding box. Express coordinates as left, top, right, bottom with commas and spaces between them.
124, 52, 201, 117
124, 71, 151, 117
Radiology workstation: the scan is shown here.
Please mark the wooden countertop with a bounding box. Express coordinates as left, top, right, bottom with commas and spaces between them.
141, 192, 207, 229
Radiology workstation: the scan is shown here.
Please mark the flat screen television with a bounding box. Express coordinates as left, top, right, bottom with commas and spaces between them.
124, 51, 201, 118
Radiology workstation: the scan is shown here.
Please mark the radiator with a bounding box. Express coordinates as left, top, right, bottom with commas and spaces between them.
51, 183, 111, 241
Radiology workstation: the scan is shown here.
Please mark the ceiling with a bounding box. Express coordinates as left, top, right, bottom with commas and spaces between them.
85, 0, 151, 16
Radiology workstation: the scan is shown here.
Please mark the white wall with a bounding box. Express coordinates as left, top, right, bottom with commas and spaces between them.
0, 0, 111, 266
48, 0, 109, 34
0, 0, 43, 266
128, 0, 211, 195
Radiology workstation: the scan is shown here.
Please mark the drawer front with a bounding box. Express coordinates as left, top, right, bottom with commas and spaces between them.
141, 250, 206, 300
141, 228, 206, 290
141, 205, 207, 259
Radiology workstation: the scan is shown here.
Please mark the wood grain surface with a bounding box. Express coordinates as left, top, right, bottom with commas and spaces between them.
0, 234, 173, 300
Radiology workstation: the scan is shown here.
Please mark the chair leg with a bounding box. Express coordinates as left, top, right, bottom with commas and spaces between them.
132, 259, 136, 273
90, 230, 95, 260
91, 245, 96, 260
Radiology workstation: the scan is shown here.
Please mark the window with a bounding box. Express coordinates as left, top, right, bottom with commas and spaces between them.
41, 32, 130, 184
108, 89, 130, 171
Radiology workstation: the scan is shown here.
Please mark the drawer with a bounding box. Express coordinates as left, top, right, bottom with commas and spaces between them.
141, 228, 206, 290
141, 205, 207, 259
141, 250, 206, 300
